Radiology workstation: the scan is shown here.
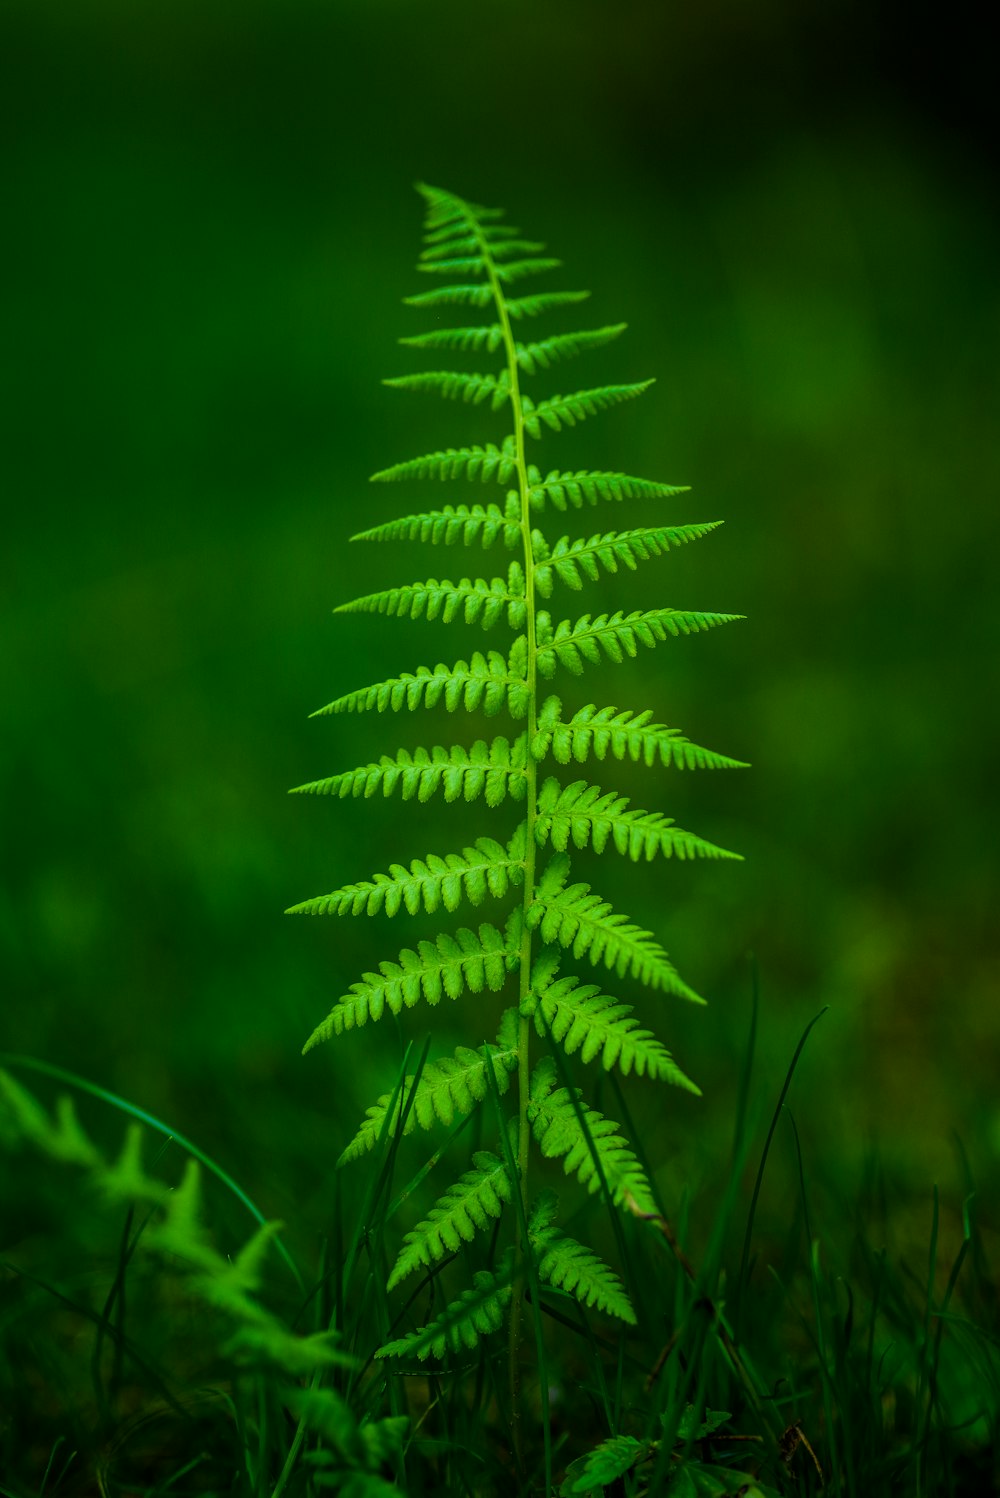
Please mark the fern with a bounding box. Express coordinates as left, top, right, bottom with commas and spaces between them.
291, 183, 743, 1412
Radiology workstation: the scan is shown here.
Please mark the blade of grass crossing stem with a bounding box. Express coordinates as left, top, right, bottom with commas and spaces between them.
0, 1052, 305, 1294
734, 1007, 827, 1341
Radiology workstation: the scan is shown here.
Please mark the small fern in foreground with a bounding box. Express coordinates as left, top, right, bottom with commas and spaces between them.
289, 184, 744, 1441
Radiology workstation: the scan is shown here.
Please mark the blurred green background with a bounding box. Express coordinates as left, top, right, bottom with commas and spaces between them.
2, 0, 997, 1235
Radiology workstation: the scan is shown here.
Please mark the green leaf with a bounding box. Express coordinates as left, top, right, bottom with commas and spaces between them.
536, 700, 749, 772
528, 1059, 655, 1213
310, 645, 529, 720
531, 862, 704, 1001
286, 829, 526, 918
560, 1435, 648, 1494
351, 501, 521, 550
387, 1150, 513, 1290
338, 1015, 519, 1166
303, 922, 513, 1050
370, 437, 516, 485
535, 608, 743, 678
522, 381, 654, 438
291, 735, 528, 808
535, 777, 741, 862
403, 283, 496, 311
516, 324, 627, 376
528, 467, 688, 512
505, 290, 592, 320
335, 563, 527, 631
533, 523, 723, 597
527, 973, 700, 1091
528, 1191, 636, 1322
377, 1253, 514, 1362
383, 369, 511, 411
399, 324, 504, 356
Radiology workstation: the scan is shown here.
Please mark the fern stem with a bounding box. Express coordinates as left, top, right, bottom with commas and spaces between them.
470, 203, 539, 1463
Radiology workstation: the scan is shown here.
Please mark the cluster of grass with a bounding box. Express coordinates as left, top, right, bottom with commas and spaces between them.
2, 991, 997, 1498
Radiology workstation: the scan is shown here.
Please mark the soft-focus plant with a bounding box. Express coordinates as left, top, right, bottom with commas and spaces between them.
288, 182, 744, 1433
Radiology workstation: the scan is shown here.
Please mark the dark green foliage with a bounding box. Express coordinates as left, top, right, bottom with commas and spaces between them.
291, 183, 741, 1382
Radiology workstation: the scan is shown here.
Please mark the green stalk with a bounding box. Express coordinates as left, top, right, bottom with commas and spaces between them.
471, 211, 538, 1463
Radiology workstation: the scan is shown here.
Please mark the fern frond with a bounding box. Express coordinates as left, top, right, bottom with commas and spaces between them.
527, 468, 689, 512
516, 324, 627, 376
303, 922, 513, 1051
416, 181, 505, 227
399, 324, 504, 356
402, 284, 495, 311
338, 1012, 519, 1166
287, 826, 526, 918
527, 1058, 655, 1213
526, 973, 700, 1090
505, 290, 591, 320
530, 854, 703, 1001
528, 1191, 636, 1323
535, 777, 741, 862
371, 438, 516, 485
311, 644, 529, 720
291, 735, 528, 808
533, 523, 723, 597
419, 237, 545, 263
533, 698, 750, 772
387, 1150, 513, 1290
383, 369, 510, 411
352, 501, 521, 550
335, 562, 526, 631
377, 1254, 514, 1362
535, 608, 742, 678
522, 381, 654, 438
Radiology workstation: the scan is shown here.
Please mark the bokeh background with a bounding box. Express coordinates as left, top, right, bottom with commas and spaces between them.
3, 0, 997, 1243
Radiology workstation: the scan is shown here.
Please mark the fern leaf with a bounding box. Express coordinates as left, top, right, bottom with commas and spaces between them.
533, 523, 723, 597
338, 1012, 519, 1166
527, 1058, 655, 1213
505, 290, 591, 320
526, 973, 700, 1091
303, 922, 514, 1051
399, 324, 504, 356
535, 777, 741, 862
377, 1253, 514, 1362
534, 699, 750, 772
527, 468, 689, 512
387, 1150, 513, 1290
530, 854, 703, 1001
416, 181, 505, 227
516, 324, 627, 376
535, 608, 742, 678
494, 257, 562, 283
291, 735, 528, 808
528, 1192, 636, 1323
522, 381, 654, 438
352, 501, 521, 551
335, 562, 526, 631
371, 437, 516, 485
383, 368, 510, 411
403, 283, 495, 311
311, 644, 529, 720
419, 237, 545, 264
287, 827, 526, 918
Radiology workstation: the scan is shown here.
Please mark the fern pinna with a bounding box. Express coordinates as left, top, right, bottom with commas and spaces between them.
289, 184, 743, 1411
